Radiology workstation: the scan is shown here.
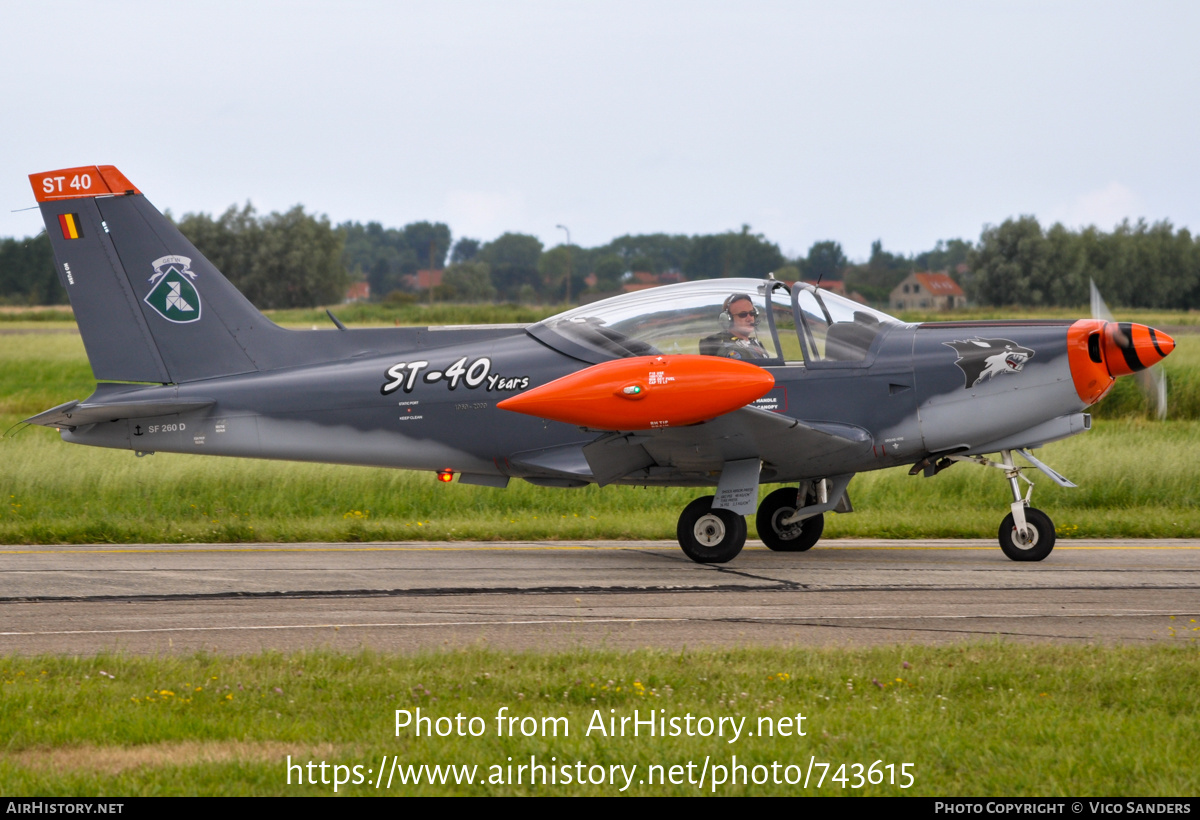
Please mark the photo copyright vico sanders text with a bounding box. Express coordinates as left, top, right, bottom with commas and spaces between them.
935, 803, 1191, 815
284, 706, 916, 792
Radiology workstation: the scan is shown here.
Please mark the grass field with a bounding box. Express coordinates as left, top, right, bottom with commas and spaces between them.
2, 645, 1199, 796
2, 323, 1199, 543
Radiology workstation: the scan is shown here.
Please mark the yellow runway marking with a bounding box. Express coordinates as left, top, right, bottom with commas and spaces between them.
2, 543, 1199, 556
0, 617, 690, 637
0, 545, 637, 555
1, 543, 1196, 556
812, 545, 1200, 551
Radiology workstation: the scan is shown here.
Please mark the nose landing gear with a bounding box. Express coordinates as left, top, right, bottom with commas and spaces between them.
934, 448, 1065, 562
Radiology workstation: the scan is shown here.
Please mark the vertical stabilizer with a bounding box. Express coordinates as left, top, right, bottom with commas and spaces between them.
31, 166, 288, 384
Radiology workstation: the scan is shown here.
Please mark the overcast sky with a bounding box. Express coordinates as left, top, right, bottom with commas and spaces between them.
3, 1, 1198, 262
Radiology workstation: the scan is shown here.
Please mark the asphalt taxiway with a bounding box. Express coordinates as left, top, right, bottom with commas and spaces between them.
2, 539, 1198, 654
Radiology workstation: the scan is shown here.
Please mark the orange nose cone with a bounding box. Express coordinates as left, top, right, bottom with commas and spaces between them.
1104, 322, 1175, 377
497, 355, 775, 430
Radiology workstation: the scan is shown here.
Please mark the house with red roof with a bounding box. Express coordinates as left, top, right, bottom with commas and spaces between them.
889, 272, 966, 311
404, 269, 444, 291
343, 281, 370, 303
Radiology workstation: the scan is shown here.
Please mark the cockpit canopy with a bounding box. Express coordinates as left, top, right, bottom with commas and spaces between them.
528, 277, 904, 366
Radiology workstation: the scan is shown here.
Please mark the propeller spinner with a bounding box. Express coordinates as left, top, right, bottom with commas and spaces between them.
1089, 280, 1171, 417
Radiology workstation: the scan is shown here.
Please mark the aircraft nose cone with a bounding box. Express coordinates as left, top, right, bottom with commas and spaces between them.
1104, 322, 1174, 376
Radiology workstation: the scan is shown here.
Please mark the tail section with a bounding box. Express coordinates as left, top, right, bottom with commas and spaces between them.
31, 165, 291, 384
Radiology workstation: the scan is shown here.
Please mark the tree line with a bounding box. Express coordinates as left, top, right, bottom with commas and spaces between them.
966, 216, 1200, 309
2, 204, 1197, 310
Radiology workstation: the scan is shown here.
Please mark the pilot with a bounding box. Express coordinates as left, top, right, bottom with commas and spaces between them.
700, 293, 770, 360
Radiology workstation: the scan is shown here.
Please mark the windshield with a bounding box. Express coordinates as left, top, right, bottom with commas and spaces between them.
530, 279, 785, 365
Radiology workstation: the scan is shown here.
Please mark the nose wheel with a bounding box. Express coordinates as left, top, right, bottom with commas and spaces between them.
677, 495, 746, 564
999, 507, 1055, 561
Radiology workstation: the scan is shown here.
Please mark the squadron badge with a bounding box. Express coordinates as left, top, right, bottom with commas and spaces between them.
944, 337, 1034, 389
145, 255, 201, 323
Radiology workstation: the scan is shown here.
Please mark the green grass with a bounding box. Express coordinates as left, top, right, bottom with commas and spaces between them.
0, 308, 77, 322
2, 645, 1198, 796
3, 324, 1199, 543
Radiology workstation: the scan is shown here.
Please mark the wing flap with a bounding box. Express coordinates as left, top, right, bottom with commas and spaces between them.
581, 436, 656, 486
508, 442, 595, 479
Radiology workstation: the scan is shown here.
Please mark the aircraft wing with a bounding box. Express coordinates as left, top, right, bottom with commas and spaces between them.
582, 406, 874, 486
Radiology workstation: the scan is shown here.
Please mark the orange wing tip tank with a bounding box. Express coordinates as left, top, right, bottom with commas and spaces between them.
1067, 319, 1174, 405
496, 354, 775, 430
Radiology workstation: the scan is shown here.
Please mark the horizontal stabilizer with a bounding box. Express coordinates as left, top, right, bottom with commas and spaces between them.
25, 398, 215, 429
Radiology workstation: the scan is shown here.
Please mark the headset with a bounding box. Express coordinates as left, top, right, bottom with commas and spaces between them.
719, 293, 758, 332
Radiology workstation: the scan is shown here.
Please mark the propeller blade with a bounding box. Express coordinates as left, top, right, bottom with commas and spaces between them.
1090, 279, 1168, 419
1090, 280, 1115, 323
1145, 366, 1167, 420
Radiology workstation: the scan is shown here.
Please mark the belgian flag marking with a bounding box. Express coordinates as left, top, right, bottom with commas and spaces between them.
58, 213, 83, 240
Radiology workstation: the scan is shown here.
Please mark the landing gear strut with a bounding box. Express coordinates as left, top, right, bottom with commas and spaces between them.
676, 495, 746, 564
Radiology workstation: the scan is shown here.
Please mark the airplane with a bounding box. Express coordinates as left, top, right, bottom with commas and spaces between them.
23, 165, 1175, 564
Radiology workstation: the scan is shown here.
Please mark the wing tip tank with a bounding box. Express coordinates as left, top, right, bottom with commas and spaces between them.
498, 354, 775, 430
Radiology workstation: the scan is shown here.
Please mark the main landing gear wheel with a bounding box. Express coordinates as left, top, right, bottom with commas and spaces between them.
998, 507, 1056, 562
756, 487, 824, 552
677, 495, 747, 564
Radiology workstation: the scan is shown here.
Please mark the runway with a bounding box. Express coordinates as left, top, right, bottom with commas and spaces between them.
2, 539, 1198, 654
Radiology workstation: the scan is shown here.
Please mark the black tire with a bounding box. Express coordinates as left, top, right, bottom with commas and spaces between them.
677, 495, 747, 564
756, 487, 824, 552
998, 507, 1056, 562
